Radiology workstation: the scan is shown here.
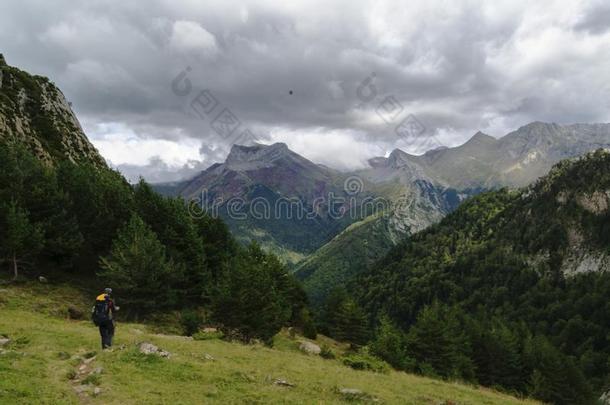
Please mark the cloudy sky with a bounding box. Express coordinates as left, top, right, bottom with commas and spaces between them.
1, 0, 609, 182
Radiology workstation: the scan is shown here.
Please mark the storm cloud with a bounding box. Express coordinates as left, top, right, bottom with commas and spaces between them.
1, 0, 609, 181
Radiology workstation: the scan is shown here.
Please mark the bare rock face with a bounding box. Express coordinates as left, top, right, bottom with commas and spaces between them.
599, 389, 610, 404
0, 59, 107, 168
576, 191, 610, 214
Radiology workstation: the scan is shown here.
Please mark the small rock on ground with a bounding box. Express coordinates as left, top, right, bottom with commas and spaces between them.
274, 379, 295, 387
339, 388, 380, 402
73, 385, 90, 394
298, 341, 321, 355
138, 342, 171, 358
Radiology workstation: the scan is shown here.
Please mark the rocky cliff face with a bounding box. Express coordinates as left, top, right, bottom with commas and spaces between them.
0, 54, 106, 168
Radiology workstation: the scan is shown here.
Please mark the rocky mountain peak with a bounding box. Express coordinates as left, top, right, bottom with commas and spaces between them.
225, 142, 292, 168
469, 131, 496, 143
0, 54, 6, 66
387, 148, 418, 168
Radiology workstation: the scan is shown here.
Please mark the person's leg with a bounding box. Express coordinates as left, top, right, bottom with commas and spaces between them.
99, 324, 108, 349
108, 320, 115, 347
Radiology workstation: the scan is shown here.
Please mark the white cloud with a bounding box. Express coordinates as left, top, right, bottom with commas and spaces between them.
87, 122, 203, 167
2, 0, 610, 182
264, 126, 385, 170
169, 20, 218, 56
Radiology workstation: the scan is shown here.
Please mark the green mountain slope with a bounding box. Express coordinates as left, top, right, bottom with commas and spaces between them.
0, 282, 538, 405
352, 149, 610, 402
298, 123, 610, 304
296, 213, 395, 303
0, 59, 308, 347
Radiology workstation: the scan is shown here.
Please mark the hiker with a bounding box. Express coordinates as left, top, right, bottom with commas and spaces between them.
92, 288, 119, 349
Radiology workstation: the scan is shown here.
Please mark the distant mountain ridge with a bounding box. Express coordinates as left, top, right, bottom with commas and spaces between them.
351, 149, 610, 402
295, 121, 610, 302
176, 143, 366, 262
167, 122, 610, 290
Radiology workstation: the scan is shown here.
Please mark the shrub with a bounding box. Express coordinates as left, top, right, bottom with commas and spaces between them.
302, 318, 317, 340
192, 330, 224, 341
341, 349, 389, 373
320, 344, 336, 359
180, 310, 203, 336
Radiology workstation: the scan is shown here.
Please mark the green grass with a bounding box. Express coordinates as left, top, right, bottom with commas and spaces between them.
0, 283, 539, 404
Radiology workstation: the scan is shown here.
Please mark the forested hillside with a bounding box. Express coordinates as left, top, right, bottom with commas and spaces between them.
0, 59, 312, 343
346, 150, 610, 404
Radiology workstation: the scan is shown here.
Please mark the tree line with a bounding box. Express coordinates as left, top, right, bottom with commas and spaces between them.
319, 152, 610, 404
0, 142, 313, 343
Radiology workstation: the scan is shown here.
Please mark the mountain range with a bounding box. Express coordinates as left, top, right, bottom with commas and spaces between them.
164, 121, 610, 302
351, 149, 610, 401
2, 54, 610, 404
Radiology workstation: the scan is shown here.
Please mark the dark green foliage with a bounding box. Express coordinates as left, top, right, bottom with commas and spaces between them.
404, 303, 474, 380
58, 162, 134, 259
0, 143, 82, 273
341, 349, 390, 373
0, 142, 310, 339
319, 344, 336, 359
0, 201, 44, 278
134, 181, 206, 304
320, 287, 368, 345
523, 335, 593, 404
351, 151, 610, 403
192, 208, 236, 285
369, 316, 409, 370
98, 215, 181, 318
211, 242, 305, 344
299, 308, 318, 340
469, 320, 526, 391
180, 309, 203, 336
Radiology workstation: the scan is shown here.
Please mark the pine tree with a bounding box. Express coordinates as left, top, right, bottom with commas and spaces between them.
333, 298, 369, 345
212, 242, 293, 344
523, 335, 592, 404
405, 302, 464, 378
0, 201, 44, 279
299, 308, 318, 340
134, 180, 206, 304
370, 316, 409, 369
98, 214, 180, 318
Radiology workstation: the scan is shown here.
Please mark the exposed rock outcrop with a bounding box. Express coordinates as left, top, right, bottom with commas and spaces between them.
0, 57, 107, 168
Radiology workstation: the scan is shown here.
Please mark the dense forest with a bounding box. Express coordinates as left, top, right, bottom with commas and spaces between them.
0, 141, 313, 343
325, 150, 610, 404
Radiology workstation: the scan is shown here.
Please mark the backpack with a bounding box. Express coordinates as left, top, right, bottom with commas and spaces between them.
91, 299, 110, 326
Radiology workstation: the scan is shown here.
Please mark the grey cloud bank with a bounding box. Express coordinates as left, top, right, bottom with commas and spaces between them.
1, 0, 609, 182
